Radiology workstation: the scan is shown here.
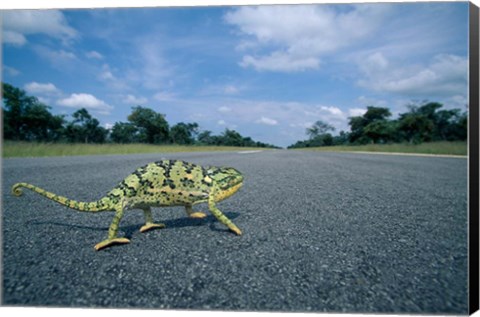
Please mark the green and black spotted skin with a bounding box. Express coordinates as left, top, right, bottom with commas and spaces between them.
12, 160, 244, 251
107, 160, 244, 209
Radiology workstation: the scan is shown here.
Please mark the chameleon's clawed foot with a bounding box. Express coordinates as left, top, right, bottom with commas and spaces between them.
189, 212, 207, 219
94, 238, 130, 251
140, 222, 166, 233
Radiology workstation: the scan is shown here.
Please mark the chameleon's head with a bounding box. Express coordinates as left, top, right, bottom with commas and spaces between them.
208, 166, 244, 201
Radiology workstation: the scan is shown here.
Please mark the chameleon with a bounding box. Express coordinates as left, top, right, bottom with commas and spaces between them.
11, 159, 244, 251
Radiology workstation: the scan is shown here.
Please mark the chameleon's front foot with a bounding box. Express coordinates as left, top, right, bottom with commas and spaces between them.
189, 212, 207, 219
140, 222, 166, 233
94, 238, 130, 251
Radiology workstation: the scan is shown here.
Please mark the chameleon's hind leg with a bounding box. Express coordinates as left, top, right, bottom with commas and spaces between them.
140, 207, 166, 233
95, 206, 130, 251
208, 187, 242, 235
185, 204, 207, 219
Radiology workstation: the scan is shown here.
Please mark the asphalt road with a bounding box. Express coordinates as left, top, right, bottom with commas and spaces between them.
2, 150, 468, 313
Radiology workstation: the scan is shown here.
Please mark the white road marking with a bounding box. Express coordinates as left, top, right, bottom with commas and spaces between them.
237, 150, 263, 154
337, 151, 467, 159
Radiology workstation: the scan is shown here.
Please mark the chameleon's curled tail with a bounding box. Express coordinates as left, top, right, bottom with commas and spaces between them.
12, 182, 111, 212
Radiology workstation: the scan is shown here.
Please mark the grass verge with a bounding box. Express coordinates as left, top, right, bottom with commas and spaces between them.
2, 142, 266, 158
300, 141, 467, 156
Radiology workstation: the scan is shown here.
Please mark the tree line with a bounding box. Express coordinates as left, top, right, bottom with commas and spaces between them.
288, 102, 467, 148
2, 82, 278, 148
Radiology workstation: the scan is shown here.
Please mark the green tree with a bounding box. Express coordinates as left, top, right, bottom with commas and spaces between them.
2, 82, 65, 141
196, 129, 277, 148
306, 120, 335, 139
64, 108, 107, 143
197, 130, 214, 145
363, 106, 392, 123
170, 122, 199, 144
434, 108, 467, 141
348, 106, 392, 144
454, 111, 468, 141
22, 103, 65, 141
417, 102, 442, 120
363, 120, 394, 144
397, 102, 442, 143
348, 116, 368, 144
220, 129, 244, 146
398, 115, 432, 143
242, 136, 256, 147
332, 130, 350, 145
110, 122, 139, 143
2, 82, 33, 140
127, 106, 169, 144
311, 134, 334, 146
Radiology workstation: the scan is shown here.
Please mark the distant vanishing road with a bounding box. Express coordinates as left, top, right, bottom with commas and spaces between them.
2, 150, 468, 313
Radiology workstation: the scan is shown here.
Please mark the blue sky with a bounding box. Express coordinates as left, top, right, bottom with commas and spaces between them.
2, 2, 470, 147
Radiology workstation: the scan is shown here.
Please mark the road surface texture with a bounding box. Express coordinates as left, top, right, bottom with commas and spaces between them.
2, 150, 468, 313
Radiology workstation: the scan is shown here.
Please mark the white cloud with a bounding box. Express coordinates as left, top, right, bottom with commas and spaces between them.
358, 53, 468, 97
57, 93, 113, 114
96, 64, 130, 90
56, 49, 76, 60
359, 52, 389, 77
34, 46, 78, 70
224, 85, 239, 94
241, 52, 320, 72
301, 105, 346, 126
2, 10, 77, 46
357, 96, 387, 108
218, 106, 232, 113
100, 70, 115, 81
200, 84, 243, 96
21, 82, 61, 108
289, 122, 313, 129
123, 94, 148, 105
225, 4, 391, 72
320, 106, 343, 117
133, 40, 173, 90
153, 92, 176, 102
99, 64, 115, 81
86, 50, 103, 59
36, 96, 52, 105
348, 108, 367, 117
3, 30, 27, 46
4, 65, 20, 76
256, 116, 278, 125
24, 82, 61, 95
216, 119, 238, 129
448, 95, 468, 109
